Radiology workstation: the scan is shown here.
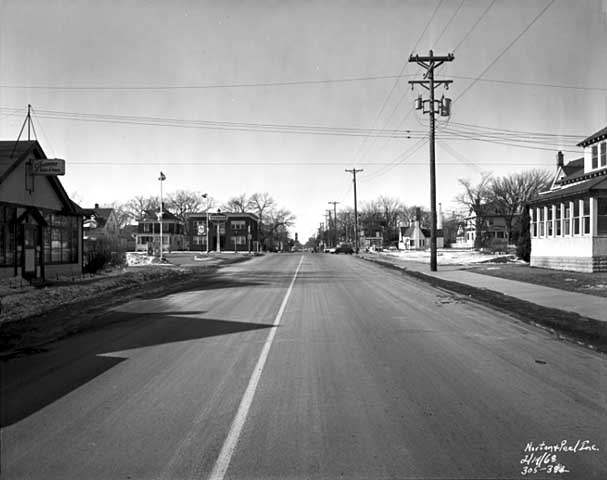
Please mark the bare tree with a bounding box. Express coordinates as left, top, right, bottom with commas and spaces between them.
222, 193, 250, 213
166, 190, 208, 238
249, 192, 276, 220
455, 172, 493, 249
266, 207, 296, 250
378, 196, 405, 244
490, 170, 552, 242
108, 201, 133, 229
124, 195, 159, 222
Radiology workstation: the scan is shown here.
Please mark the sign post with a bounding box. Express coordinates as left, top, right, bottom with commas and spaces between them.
209, 213, 227, 253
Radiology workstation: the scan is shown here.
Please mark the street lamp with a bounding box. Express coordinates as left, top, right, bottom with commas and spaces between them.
158, 171, 166, 260
202, 193, 210, 254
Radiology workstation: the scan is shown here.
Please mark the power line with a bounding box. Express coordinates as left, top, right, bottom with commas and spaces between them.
453, 0, 497, 52
64, 160, 556, 167
350, 0, 445, 167
1, 74, 603, 94
0, 74, 418, 91
434, 0, 465, 47
454, 0, 556, 104
451, 76, 607, 93
0, 106, 583, 152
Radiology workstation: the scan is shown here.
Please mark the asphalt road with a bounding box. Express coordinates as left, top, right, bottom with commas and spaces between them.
1, 253, 605, 479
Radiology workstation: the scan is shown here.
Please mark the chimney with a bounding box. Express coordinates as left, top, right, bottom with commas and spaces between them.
556, 151, 564, 168
94, 203, 99, 209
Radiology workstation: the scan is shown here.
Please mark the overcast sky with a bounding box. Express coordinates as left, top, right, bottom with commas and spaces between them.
1, 0, 606, 239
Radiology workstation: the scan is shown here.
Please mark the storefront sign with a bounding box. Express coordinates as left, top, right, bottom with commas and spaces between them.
32, 158, 65, 176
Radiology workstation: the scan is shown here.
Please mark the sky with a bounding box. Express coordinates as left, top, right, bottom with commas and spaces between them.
1, 0, 606, 240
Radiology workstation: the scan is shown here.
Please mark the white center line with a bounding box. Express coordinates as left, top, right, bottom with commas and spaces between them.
208, 255, 304, 480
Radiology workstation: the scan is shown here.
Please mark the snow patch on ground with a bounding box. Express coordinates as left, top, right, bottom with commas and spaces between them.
0, 267, 191, 323
373, 248, 519, 265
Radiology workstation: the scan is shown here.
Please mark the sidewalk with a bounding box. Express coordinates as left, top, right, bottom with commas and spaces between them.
362, 254, 607, 322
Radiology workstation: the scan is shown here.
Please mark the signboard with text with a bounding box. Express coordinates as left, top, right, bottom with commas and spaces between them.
209, 214, 227, 223
32, 158, 66, 176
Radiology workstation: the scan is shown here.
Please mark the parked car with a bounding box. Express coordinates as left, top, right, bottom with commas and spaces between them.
333, 243, 354, 254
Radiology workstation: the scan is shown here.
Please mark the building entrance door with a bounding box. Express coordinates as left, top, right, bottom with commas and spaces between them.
20, 223, 39, 279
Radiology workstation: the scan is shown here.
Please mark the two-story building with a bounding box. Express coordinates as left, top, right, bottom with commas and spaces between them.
529, 126, 607, 272
0, 140, 83, 280
186, 211, 259, 252
455, 204, 515, 250
83, 203, 122, 259
134, 209, 185, 254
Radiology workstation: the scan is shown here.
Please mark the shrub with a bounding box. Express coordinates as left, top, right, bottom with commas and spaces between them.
517, 206, 531, 262
83, 253, 107, 274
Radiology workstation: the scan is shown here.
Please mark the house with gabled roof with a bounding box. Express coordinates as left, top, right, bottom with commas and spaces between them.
0, 140, 84, 280
82, 203, 123, 262
455, 202, 516, 251
529, 126, 607, 272
398, 208, 444, 250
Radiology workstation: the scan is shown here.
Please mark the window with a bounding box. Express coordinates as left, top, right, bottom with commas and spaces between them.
43, 213, 79, 264
0, 206, 17, 266
564, 203, 571, 235
231, 220, 246, 231
601, 142, 607, 168
555, 204, 561, 236
598, 198, 607, 235
573, 200, 580, 235
538, 207, 545, 237
592, 145, 598, 169
530, 208, 536, 237
143, 223, 153, 233
547, 207, 553, 236
231, 235, 246, 246
582, 198, 591, 235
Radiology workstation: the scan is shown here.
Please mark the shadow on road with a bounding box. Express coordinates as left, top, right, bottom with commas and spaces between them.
1, 312, 272, 427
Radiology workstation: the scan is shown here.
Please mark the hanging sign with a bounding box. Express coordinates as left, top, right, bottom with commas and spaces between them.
32, 158, 65, 176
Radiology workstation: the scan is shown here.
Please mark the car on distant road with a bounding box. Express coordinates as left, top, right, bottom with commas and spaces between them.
333, 243, 354, 254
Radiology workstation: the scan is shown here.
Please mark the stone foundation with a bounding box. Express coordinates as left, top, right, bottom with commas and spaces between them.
530, 256, 607, 272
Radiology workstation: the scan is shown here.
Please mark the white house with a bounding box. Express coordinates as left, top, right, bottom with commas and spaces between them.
529, 126, 607, 272
399, 209, 444, 250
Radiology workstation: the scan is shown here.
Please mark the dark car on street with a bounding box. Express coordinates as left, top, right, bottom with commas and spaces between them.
333, 242, 354, 254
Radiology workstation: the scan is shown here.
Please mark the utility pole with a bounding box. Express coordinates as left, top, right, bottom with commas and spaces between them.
409, 50, 454, 271
345, 168, 363, 253
325, 210, 332, 248
27, 104, 31, 141
328, 201, 339, 246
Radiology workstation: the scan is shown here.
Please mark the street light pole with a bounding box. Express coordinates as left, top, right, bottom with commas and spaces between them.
202, 193, 210, 254
158, 171, 166, 260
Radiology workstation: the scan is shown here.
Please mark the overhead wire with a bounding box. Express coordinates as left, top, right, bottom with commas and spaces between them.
452, 0, 497, 52
349, 0, 445, 168
453, 0, 556, 104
